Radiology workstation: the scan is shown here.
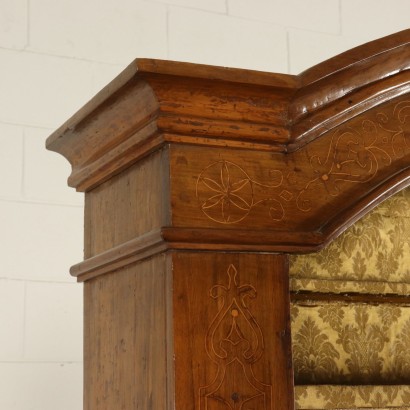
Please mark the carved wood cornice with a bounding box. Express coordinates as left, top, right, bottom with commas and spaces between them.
47, 29, 410, 260
47, 30, 410, 189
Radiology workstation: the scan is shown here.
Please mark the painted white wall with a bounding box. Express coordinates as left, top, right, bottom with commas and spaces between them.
0, 1, 408, 408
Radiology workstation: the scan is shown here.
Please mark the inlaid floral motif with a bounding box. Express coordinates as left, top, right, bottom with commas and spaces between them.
196, 160, 254, 224
195, 100, 410, 231
196, 160, 291, 224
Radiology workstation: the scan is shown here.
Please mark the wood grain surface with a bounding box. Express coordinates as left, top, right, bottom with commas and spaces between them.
84, 254, 172, 410
46, 30, 410, 410
171, 252, 293, 410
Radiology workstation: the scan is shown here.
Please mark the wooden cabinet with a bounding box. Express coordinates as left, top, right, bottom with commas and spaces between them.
47, 29, 410, 409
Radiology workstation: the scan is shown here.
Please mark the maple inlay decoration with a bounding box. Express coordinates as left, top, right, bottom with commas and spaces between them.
47, 29, 410, 410
193, 99, 410, 229
197, 160, 287, 224
199, 264, 272, 409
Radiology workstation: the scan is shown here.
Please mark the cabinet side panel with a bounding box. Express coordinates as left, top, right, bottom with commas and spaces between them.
84, 147, 170, 258
84, 254, 171, 410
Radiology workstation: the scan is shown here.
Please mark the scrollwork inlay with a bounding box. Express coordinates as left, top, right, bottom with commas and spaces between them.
199, 264, 272, 410
196, 100, 410, 224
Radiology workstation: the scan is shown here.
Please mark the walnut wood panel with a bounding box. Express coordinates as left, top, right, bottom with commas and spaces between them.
83, 251, 293, 410
169, 95, 410, 244
84, 148, 170, 258
84, 254, 172, 410
47, 30, 410, 192
171, 252, 293, 410
45, 30, 410, 410
46, 30, 410, 252
144, 72, 292, 143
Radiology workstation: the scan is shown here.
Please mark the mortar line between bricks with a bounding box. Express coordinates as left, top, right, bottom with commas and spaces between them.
0, 277, 79, 285
0, 120, 52, 130
22, 281, 27, 360
286, 30, 291, 74
338, 0, 343, 35
0, 196, 83, 208
26, 0, 30, 49
142, 0, 228, 15
21, 129, 26, 198
166, 5, 170, 59
0, 360, 83, 364
0, 45, 125, 67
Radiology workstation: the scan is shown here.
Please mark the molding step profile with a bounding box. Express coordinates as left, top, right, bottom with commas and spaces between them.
47, 30, 410, 410
47, 30, 410, 253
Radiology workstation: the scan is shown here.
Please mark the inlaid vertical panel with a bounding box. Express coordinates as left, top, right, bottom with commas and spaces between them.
171, 252, 294, 410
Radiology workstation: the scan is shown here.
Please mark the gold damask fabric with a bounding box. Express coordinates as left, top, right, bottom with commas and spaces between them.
290, 189, 410, 408
290, 187, 410, 288
295, 385, 410, 409
291, 301, 410, 384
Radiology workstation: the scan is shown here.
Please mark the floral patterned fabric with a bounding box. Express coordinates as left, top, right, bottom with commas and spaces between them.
290, 187, 410, 288
291, 301, 410, 385
290, 188, 410, 408
295, 385, 410, 409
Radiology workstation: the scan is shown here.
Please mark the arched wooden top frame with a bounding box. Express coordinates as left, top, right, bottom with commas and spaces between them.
47, 29, 410, 280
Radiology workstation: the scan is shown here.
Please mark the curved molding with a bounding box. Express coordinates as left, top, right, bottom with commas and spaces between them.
70, 230, 167, 282
47, 30, 410, 190
46, 30, 410, 258
71, 165, 410, 282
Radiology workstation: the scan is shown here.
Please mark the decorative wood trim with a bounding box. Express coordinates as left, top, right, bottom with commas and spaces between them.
161, 227, 323, 251
320, 169, 410, 247
71, 227, 321, 282
71, 124, 162, 191
70, 230, 167, 282
72, 163, 410, 282
169, 96, 410, 251
135, 59, 299, 89
46, 31, 410, 410
47, 30, 410, 193
199, 264, 272, 409
299, 29, 410, 86
289, 72, 410, 150
291, 44, 410, 124
291, 291, 410, 305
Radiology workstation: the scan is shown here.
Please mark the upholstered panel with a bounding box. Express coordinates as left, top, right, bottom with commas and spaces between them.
291, 188, 410, 408
295, 385, 410, 409
291, 301, 410, 384
290, 187, 410, 288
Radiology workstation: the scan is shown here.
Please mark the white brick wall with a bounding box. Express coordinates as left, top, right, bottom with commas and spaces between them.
0, 0, 408, 408
0, 0, 27, 49
228, 0, 341, 34
29, 0, 168, 64
168, 7, 288, 72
